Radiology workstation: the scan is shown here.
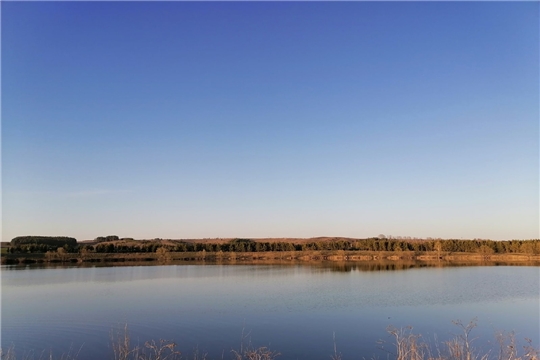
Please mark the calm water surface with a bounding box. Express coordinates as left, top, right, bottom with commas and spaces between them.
2, 264, 539, 359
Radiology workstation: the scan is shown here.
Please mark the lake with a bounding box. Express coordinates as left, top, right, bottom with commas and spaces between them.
1, 263, 539, 359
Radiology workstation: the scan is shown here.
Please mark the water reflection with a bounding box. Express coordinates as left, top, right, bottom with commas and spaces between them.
2, 259, 539, 272
315, 260, 540, 272
2, 263, 539, 360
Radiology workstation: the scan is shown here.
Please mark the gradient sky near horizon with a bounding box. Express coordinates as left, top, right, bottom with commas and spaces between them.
2, 2, 538, 241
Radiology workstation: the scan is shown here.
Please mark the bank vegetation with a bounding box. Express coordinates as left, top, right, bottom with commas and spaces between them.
2, 236, 540, 265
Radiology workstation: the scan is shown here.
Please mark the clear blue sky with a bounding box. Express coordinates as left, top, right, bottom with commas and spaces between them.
3, 2, 538, 241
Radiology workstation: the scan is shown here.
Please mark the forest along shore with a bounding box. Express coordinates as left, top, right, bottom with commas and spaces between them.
2, 236, 539, 265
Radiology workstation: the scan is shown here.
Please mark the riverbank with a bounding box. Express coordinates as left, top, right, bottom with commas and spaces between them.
2, 249, 540, 266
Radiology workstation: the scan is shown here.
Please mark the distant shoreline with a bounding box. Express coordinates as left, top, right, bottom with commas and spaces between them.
2, 249, 540, 266
3, 236, 539, 265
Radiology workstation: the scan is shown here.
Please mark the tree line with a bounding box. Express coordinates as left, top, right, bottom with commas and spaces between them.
6, 237, 540, 255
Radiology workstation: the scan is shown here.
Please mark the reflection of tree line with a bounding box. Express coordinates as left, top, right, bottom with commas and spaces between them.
324, 262, 422, 272
5, 236, 540, 256
319, 260, 538, 272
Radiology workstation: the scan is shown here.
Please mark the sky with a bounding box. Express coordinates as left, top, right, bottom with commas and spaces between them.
2, 2, 538, 241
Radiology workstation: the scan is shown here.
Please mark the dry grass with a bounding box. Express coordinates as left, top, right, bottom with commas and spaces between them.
379, 320, 539, 360
110, 325, 278, 360
110, 325, 181, 360
1, 321, 538, 360
385, 326, 427, 360
230, 328, 280, 360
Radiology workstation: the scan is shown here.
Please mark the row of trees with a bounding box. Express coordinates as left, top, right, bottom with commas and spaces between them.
91, 239, 299, 254
7, 243, 77, 254
7, 238, 540, 255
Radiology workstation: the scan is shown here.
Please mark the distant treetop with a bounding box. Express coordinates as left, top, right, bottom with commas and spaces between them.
94, 235, 120, 243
